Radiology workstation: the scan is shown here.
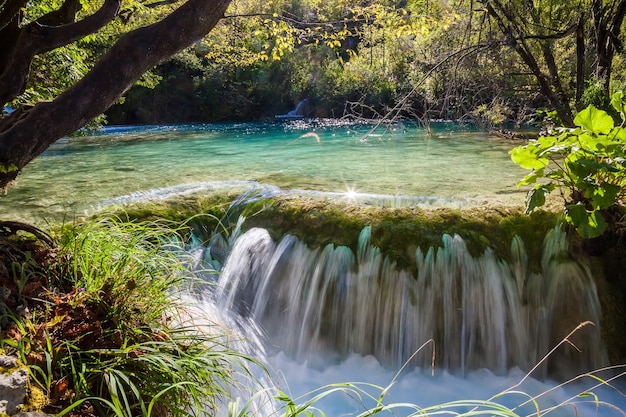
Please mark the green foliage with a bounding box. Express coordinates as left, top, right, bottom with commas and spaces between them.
511, 93, 626, 238
56, 217, 186, 328
582, 81, 613, 112
0, 163, 18, 174
1, 217, 258, 416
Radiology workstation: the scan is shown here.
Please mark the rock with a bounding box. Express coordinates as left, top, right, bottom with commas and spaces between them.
0, 354, 17, 368
0, 355, 28, 416
12, 413, 55, 417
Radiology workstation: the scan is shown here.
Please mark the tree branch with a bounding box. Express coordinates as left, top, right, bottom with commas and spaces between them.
480, 0, 574, 125
0, 0, 121, 106
0, 0, 232, 189
37, 0, 82, 26
0, 0, 27, 32
34, 0, 121, 54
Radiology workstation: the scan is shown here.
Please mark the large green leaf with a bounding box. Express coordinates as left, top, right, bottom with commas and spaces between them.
574, 106, 614, 134
510, 146, 548, 170
565, 204, 607, 238
590, 183, 622, 209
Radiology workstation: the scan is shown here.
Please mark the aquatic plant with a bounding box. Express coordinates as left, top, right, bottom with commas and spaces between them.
511, 92, 626, 238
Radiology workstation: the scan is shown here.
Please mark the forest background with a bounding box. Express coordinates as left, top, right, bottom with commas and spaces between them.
7, 0, 626, 130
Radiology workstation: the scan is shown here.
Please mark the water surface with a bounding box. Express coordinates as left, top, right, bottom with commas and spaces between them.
1, 120, 527, 223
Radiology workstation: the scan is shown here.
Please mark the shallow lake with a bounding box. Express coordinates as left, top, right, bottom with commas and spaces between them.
1, 119, 527, 224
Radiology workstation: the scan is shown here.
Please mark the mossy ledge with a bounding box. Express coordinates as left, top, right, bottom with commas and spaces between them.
238, 196, 562, 273
107, 193, 563, 272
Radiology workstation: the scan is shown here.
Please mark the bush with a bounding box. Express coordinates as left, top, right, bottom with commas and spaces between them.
1, 217, 254, 416
510, 92, 626, 238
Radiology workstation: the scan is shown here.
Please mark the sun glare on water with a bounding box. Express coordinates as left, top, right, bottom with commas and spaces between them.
343, 185, 360, 203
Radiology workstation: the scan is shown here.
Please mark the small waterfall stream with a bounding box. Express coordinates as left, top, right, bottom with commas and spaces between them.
199, 221, 607, 381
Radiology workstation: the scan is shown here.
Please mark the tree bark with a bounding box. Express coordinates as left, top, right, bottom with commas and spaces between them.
575, 17, 585, 109
592, 0, 626, 93
481, 0, 575, 125
0, 0, 27, 32
0, 0, 122, 106
37, 0, 83, 26
0, 0, 232, 189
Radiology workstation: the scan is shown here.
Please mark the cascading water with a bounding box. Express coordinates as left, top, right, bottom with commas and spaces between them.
204, 221, 607, 383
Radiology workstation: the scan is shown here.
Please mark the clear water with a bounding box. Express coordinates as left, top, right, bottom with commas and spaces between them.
0, 120, 528, 224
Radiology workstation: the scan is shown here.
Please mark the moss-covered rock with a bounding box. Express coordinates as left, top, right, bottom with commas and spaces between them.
0, 355, 28, 416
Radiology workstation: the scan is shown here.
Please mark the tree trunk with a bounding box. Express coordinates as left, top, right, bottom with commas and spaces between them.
575, 17, 585, 109
0, 0, 232, 190
592, 0, 626, 94
481, 0, 575, 126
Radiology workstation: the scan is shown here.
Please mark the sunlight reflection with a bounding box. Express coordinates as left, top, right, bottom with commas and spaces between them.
343, 185, 360, 204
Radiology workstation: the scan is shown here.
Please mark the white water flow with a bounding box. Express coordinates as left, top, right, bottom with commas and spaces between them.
190, 221, 626, 415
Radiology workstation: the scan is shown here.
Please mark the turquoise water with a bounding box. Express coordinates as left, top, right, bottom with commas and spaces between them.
0, 120, 527, 223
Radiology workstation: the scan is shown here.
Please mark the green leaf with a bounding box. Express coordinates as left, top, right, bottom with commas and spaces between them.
510, 146, 548, 170
612, 127, 626, 142
517, 169, 543, 186
589, 183, 621, 209
525, 185, 546, 213
545, 170, 565, 180
565, 204, 608, 238
574, 106, 614, 134
567, 158, 620, 180
0, 163, 18, 174
611, 91, 626, 117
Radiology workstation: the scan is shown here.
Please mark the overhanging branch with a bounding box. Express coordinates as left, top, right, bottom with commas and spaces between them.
36, 0, 121, 54
0, 0, 27, 32
0, 0, 232, 189
0, 0, 121, 105
37, 0, 83, 26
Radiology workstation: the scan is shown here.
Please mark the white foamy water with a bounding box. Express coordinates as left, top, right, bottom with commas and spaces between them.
181, 220, 626, 416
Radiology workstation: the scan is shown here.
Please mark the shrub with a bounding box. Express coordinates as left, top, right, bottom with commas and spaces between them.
510, 92, 626, 238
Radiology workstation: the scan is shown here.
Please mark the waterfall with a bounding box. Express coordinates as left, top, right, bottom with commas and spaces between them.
275, 98, 309, 118
205, 223, 607, 380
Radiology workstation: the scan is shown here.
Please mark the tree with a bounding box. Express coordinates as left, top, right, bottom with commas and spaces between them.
475, 0, 626, 126
0, 0, 232, 190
